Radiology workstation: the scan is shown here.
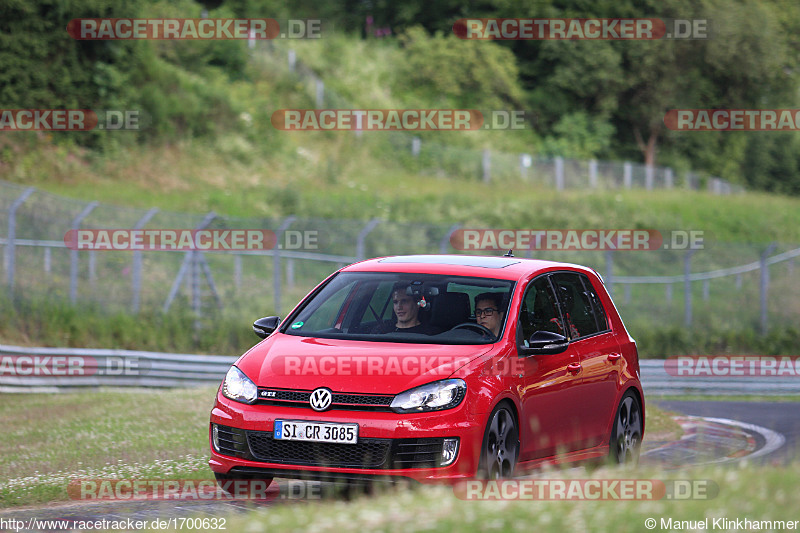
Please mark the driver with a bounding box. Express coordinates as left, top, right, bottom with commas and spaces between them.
474, 292, 506, 338
387, 283, 441, 335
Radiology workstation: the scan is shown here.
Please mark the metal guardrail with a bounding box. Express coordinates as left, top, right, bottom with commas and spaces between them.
1, 344, 796, 395
639, 360, 800, 396
0, 344, 236, 393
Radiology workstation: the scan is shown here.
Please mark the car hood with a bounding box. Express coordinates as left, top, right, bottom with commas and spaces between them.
236, 333, 492, 394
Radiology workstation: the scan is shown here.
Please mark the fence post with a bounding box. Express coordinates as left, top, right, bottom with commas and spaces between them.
191, 248, 201, 323
482, 149, 491, 183
163, 211, 217, 315
88, 251, 96, 289
440, 223, 461, 254
645, 165, 654, 190
286, 258, 295, 289
623, 162, 632, 189
288, 49, 296, 72
356, 218, 382, 260
412, 137, 421, 158
683, 250, 695, 327
702, 280, 709, 301
666, 283, 672, 302
315, 79, 324, 108
131, 208, 159, 313
589, 159, 598, 189
665, 168, 674, 189
760, 243, 777, 335
520, 154, 531, 181
44, 247, 51, 275
273, 216, 296, 315
69, 201, 99, 304
554, 157, 564, 190
234, 254, 242, 291
5, 187, 35, 293
686, 172, 695, 190
605, 250, 614, 296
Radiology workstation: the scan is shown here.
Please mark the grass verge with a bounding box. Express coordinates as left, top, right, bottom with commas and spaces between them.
209, 464, 800, 533
0, 388, 677, 509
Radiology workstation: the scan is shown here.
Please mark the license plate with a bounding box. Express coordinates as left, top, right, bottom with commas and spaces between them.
273, 420, 358, 444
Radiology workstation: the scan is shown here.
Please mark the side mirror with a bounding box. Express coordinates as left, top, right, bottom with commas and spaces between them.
519, 330, 568, 356
253, 316, 281, 339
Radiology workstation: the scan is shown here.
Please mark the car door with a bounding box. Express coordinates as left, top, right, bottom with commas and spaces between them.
517, 274, 585, 461
549, 272, 622, 450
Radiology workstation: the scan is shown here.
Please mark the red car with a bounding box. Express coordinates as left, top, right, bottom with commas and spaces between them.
209, 254, 644, 485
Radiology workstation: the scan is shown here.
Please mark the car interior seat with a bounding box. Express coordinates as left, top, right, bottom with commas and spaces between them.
429, 292, 471, 330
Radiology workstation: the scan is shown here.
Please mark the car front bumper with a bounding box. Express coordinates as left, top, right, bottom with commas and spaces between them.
209, 392, 484, 483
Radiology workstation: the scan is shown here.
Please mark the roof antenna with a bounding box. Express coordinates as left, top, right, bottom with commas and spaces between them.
503, 249, 514, 257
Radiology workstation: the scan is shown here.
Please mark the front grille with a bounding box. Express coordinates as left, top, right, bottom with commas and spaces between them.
248, 432, 391, 468
214, 425, 454, 469
257, 388, 394, 411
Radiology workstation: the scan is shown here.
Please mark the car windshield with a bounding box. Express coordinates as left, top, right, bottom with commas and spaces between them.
282, 272, 515, 344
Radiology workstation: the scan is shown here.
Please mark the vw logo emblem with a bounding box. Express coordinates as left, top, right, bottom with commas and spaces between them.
309, 388, 333, 411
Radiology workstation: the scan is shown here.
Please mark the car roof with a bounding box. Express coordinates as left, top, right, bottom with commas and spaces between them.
341, 254, 598, 281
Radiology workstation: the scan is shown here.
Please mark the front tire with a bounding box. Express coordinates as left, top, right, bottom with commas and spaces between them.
478, 403, 519, 478
609, 391, 643, 465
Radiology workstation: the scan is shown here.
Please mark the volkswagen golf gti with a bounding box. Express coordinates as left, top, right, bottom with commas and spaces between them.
209, 254, 644, 485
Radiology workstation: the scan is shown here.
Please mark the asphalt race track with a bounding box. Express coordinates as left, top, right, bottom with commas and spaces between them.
652, 400, 799, 463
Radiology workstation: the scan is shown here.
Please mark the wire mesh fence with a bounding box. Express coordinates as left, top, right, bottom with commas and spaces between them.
1, 181, 796, 336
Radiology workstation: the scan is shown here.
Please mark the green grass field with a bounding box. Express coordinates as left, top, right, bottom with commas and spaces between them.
0, 388, 679, 509
1, 387, 798, 533
213, 465, 800, 533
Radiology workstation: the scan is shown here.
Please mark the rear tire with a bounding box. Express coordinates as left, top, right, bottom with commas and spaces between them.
609, 391, 643, 466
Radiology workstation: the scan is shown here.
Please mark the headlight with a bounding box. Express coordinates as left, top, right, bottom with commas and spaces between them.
390, 379, 466, 413
221, 366, 258, 404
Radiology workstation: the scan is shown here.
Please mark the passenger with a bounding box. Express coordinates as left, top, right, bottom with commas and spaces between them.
474, 292, 506, 338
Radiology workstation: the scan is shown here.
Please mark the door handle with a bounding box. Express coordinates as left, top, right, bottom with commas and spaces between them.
567, 363, 582, 373
608, 353, 622, 362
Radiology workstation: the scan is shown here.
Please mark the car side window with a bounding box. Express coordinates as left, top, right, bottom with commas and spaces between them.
550, 273, 603, 339
580, 275, 609, 332
519, 276, 562, 344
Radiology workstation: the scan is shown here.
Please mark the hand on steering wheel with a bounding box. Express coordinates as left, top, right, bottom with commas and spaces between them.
452, 322, 496, 338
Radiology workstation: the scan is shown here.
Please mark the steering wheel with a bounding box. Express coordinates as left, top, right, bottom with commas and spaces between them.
452, 322, 495, 337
